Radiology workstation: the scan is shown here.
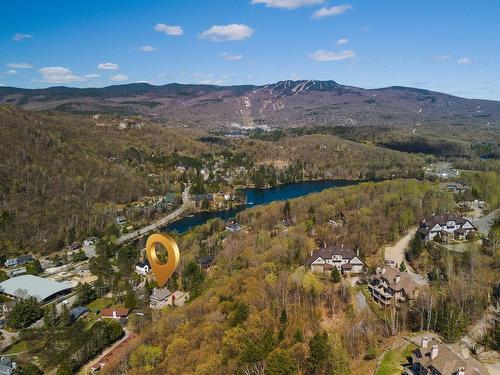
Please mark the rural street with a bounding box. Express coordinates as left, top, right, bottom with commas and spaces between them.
117, 185, 192, 245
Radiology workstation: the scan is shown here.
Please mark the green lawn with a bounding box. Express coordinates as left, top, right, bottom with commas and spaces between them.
1, 340, 28, 355
86, 297, 113, 313
376, 343, 416, 375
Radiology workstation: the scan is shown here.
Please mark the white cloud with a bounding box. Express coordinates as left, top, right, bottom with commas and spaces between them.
109, 74, 128, 82
38, 66, 86, 83
458, 57, 472, 65
309, 49, 356, 62
84, 73, 100, 79
98, 62, 119, 70
251, 0, 323, 9
154, 23, 183, 36
221, 52, 243, 61
140, 45, 157, 52
6, 62, 33, 69
312, 4, 352, 18
336, 38, 349, 45
200, 24, 254, 41
5, 70, 17, 75
433, 55, 451, 61
12, 33, 33, 41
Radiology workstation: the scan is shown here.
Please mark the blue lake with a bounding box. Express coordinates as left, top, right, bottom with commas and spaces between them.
162, 179, 359, 234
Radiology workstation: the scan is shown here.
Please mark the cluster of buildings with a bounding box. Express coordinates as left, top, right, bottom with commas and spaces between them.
191, 192, 243, 210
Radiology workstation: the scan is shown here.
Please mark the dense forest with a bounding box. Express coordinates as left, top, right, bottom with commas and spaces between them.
119, 179, 459, 374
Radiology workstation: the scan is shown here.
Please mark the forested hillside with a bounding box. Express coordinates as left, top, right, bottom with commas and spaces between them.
0, 105, 210, 254
0, 106, 426, 255
123, 180, 458, 374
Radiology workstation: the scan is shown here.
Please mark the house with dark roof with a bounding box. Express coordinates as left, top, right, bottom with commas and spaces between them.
199, 255, 215, 268
305, 244, 364, 275
440, 182, 470, 194
69, 306, 89, 322
417, 214, 476, 242
135, 259, 150, 275
368, 267, 421, 306
408, 337, 487, 375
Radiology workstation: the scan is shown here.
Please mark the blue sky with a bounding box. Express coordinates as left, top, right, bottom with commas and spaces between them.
1, 0, 499, 100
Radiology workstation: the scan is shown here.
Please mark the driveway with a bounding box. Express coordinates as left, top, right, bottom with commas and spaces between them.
0, 329, 18, 351
471, 209, 498, 234
383, 227, 428, 286
384, 227, 417, 267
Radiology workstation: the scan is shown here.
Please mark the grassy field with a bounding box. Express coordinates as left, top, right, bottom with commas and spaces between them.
376, 343, 417, 375
86, 297, 113, 313
1, 340, 28, 355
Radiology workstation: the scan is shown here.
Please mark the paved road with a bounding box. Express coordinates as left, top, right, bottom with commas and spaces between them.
117, 185, 192, 245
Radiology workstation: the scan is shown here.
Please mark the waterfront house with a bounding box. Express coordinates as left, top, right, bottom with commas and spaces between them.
305, 244, 364, 275
417, 214, 476, 242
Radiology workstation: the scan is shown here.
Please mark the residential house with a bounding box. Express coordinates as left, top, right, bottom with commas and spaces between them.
3, 259, 17, 268
417, 214, 476, 242
150, 287, 172, 309
115, 216, 127, 225
368, 267, 420, 306
192, 194, 214, 209
0, 357, 15, 375
3, 255, 34, 268
440, 182, 470, 194
407, 337, 487, 375
135, 260, 150, 275
199, 255, 214, 269
305, 244, 365, 275
225, 222, 242, 232
100, 307, 130, 319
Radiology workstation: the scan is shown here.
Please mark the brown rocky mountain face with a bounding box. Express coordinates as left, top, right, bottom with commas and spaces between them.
1, 80, 499, 129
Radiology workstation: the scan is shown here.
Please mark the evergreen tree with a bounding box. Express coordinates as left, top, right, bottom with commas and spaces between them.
308, 331, 330, 372
399, 261, 407, 272
265, 348, 297, 375
331, 267, 341, 283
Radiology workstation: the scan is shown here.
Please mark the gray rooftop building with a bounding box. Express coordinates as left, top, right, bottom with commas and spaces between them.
0, 275, 73, 303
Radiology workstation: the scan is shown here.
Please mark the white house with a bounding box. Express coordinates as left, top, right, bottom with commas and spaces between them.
135, 260, 150, 275
417, 214, 476, 242
305, 244, 364, 275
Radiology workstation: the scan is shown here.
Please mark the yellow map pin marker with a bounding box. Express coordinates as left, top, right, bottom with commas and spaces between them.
145, 233, 180, 288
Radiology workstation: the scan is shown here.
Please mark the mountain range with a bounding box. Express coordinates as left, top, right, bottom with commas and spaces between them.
1, 80, 499, 129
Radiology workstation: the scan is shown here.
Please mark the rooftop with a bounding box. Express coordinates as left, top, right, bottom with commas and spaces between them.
305, 244, 359, 266
0, 275, 73, 302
